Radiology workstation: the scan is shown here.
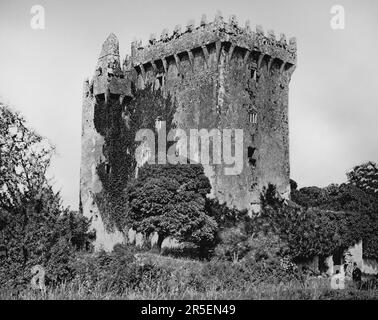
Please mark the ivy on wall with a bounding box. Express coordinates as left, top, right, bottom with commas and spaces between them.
93, 85, 177, 232
287, 183, 378, 260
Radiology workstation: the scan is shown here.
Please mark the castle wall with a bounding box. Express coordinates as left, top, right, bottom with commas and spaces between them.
129, 18, 296, 211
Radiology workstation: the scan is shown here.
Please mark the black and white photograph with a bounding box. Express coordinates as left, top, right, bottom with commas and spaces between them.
0, 0, 378, 306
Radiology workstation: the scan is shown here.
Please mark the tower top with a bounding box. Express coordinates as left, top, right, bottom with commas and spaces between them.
91, 33, 132, 102
130, 14, 297, 67
99, 33, 120, 59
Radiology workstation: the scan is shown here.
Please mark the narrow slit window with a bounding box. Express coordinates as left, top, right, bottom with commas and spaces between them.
247, 147, 257, 167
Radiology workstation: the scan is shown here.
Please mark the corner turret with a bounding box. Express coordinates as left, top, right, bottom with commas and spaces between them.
93, 33, 132, 104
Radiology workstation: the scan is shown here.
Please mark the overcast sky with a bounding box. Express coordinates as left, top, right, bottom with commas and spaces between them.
0, 0, 377, 210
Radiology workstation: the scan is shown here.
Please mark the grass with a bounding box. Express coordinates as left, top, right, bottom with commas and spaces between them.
2, 279, 378, 300
1, 253, 378, 300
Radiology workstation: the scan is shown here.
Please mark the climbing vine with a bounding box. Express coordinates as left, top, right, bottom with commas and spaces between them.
287, 183, 378, 260
93, 84, 177, 232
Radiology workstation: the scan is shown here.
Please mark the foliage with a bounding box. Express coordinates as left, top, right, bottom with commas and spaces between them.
71, 244, 172, 295
212, 188, 290, 263
291, 179, 378, 260
291, 183, 378, 213
2, 248, 378, 300
125, 163, 218, 254
0, 103, 93, 288
93, 85, 177, 232
69, 246, 299, 296
255, 184, 369, 261
347, 161, 378, 195
214, 227, 290, 264
214, 227, 249, 262
0, 103, 53, 211
205, 198, 250, 231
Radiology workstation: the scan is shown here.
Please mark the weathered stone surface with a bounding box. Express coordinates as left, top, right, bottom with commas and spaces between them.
131, 20, 296, 66
128, 19, 296, 210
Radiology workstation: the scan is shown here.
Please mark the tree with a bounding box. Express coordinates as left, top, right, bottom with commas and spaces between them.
125, 163, 218, 254
94, 85, 177, 231
347, 161, 378, 196
0, 102, 93, 288
0, 103, 53, 210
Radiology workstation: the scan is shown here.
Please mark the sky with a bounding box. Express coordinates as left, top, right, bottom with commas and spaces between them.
0, 0, 377, 210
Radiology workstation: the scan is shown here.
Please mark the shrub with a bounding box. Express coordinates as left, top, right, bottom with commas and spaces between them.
291, 181, 378, 260
71, 244, 173, 295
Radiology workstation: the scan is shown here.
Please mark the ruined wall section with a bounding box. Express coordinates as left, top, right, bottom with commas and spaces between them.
127, 15, 296, 211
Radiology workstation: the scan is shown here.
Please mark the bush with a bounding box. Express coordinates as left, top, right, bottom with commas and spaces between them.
0, 103, 94, 289
291, 182, 378, 260
0, 193, 93, 289
214, 227, 249, 262
71, 244, 173, 295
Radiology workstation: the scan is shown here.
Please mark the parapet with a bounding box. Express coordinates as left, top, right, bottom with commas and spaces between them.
130, 13, 296, 69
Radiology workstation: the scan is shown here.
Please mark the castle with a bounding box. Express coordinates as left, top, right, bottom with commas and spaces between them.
80, 14, 297, 251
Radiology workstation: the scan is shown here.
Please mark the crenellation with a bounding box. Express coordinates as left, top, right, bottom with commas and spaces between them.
129, 15, 296, 73
149, 33, 156, 45
160, 28, 169, 42
214, 11, 224, 26
267, 29, 276, 43
186, 19, 195, 33
245, 20, 251, 33
173, 25, 181, 38
200, 14, 207, 27
228, 14, 238, 28
279, 33, 287, 48
255, 24, 264, 36
288, 37, 297, 52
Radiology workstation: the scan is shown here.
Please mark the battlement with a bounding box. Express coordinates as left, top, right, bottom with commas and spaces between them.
129, 13, 296, 71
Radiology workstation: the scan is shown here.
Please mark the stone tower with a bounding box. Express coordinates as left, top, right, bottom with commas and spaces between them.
80, 15, 297, 250
80, 34, 132, 250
